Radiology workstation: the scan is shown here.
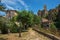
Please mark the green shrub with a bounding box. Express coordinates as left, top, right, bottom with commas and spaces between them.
1, 23, 8, 34
10, 23, 18, 33
49, 22, 57, 34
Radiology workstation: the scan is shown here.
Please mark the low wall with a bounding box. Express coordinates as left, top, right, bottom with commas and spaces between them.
33, 28, 60, 40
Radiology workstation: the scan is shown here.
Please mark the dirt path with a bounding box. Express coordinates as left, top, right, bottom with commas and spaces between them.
0, 28, 52, 40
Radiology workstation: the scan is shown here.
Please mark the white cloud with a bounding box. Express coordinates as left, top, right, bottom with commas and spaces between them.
6, 5, 14, 10
2, 0, 16, 4
18, 0, 29, 10
2, 0, 17, 10
1, 0, 29, 10
5, 3, 14, 10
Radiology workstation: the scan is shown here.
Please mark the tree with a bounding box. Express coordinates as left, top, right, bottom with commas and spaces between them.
16, 10, 41, 28
55, 4, 60, 29
6, 21, 13, 34
0, 0, 6, 11
12, 10, 41, 37
33, 15, 41, 25
14, 10, 34, 37
19, 22, 23, 37
46, 9, 57, 21
16, 10, 34, 28
0, 16, 8, 34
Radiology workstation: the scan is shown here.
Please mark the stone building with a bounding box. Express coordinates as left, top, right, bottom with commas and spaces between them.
37, 5, 49, 29
38, 5, 48, 18
5, 10, 17, 19
37, 5, 60, 29
0, 0, 18, 19
41, 18, 51, 29
38, 10, 42, 16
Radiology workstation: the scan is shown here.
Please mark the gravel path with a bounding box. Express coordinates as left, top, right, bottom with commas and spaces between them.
0, 28, 52, 40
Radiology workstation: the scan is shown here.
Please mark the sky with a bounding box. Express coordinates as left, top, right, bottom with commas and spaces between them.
0, 0, 60, 15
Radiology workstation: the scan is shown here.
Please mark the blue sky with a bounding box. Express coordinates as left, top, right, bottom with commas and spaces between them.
0, 0, 60, 15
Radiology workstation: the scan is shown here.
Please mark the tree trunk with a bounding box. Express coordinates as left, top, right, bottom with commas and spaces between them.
19, 31, 21, 37
19, 28, 21, 37
8, 29, 10, 34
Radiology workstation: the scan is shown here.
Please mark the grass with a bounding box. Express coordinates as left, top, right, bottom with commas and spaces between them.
39, 28, 60, 37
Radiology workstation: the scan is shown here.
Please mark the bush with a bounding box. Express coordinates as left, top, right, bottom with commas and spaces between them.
10, 23, 18, 33
1, 23, 8, 34
49, 22, 57, 34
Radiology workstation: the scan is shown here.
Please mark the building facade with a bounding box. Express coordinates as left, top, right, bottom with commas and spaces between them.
5, 10, 17, 19
38, 5, 48, 18
37, 5, 49, 29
